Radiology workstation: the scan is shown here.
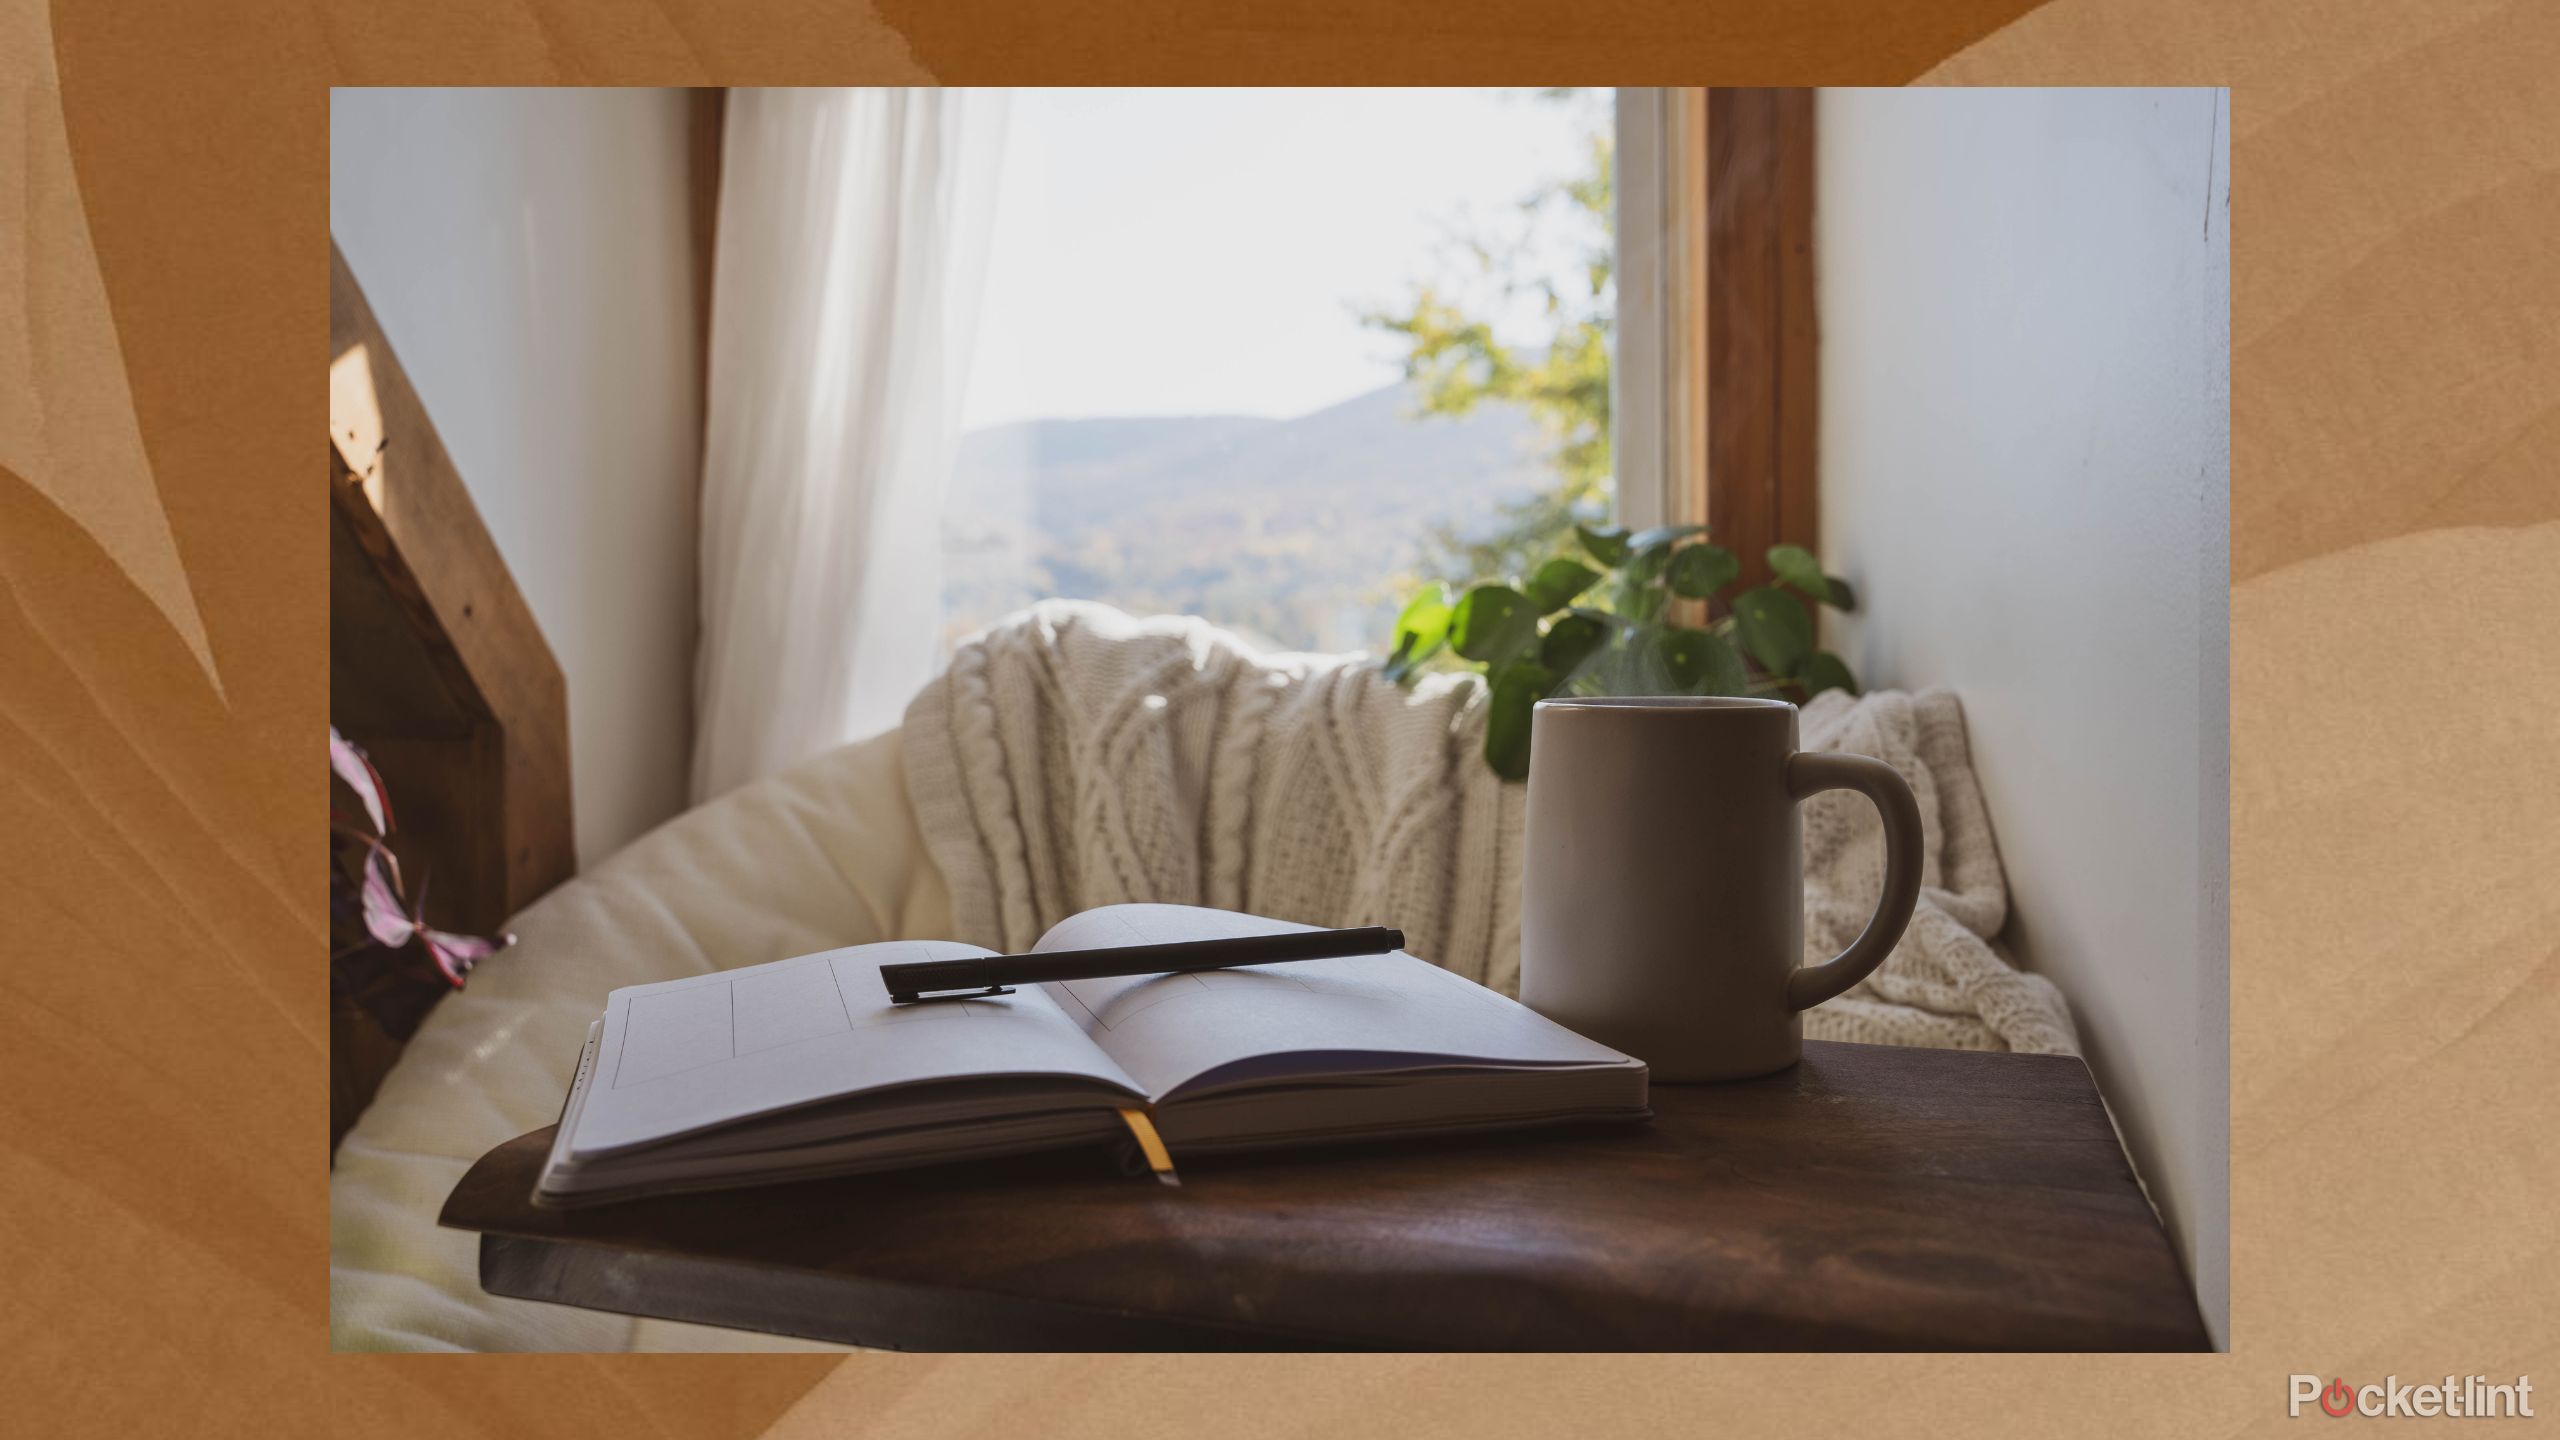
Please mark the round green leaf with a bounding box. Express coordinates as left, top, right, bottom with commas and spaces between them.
1822, 575, 1857, 612
1538, 612, 1608, 677
1393, 583, 1453, 647
1611, 575, 1668, 625
1766, 544, 1834, 604
1666, 543, 1740, 599
1449, 585, 1542, 665
1732, 586, 1814, 675
1521, 557, 1601, 614
1380, 584, 1452, 682
1656, 627, 1747, 696
1628, 523, 1711, 555
1623, 524, 1707, 587
1483, 659, 1556, 782
1802, 650, 1859, 698
1575, 523, 1631, 568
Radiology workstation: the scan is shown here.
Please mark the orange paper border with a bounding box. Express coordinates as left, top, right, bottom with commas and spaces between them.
5, 0, 2556, 1435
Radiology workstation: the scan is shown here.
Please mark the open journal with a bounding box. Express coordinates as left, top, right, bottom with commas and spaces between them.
535, 903, 1648, 1205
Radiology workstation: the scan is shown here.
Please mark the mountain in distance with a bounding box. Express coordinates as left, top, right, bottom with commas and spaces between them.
965, 413, 1275, 477
944, 381, 1558, 653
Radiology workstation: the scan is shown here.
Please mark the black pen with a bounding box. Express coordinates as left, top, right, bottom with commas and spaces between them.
879, 925, 1406, 1004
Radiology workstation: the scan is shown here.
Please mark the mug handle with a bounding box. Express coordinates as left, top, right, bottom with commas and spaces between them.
1782, 752, 1925, 1013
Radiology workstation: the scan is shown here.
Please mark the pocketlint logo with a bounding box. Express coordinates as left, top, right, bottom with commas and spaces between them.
2290, 1375, 2535, 1419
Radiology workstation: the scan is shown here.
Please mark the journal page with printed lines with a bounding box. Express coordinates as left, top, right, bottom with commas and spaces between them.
568, 940, 1145, 1158
1031, 904, 1635, 1101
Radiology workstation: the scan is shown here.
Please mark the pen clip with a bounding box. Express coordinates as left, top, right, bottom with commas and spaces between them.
886, 984, 1017, 1006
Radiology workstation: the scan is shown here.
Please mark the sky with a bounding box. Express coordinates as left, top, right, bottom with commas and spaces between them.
960, 88, 1603, 433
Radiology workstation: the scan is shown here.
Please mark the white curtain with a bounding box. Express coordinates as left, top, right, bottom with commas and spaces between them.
692, 88, 1006, 803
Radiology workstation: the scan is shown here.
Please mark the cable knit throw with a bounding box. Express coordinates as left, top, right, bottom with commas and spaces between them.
903, 601, 2077, 1055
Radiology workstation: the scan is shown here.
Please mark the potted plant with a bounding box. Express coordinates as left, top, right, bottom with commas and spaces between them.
1382, 527, 1859, 779
330, 728, 515, 1144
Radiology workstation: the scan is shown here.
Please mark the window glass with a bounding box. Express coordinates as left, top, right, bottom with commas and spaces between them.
947, 87, 1614, 655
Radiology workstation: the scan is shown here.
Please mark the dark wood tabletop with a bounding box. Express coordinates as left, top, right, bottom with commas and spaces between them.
441, 1039, 2208, 1351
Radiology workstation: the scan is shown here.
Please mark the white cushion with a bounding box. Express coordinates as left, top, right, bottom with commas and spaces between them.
329, 729, 946, 1352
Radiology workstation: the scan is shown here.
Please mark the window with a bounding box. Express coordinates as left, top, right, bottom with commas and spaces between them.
943, 88, 1622, 655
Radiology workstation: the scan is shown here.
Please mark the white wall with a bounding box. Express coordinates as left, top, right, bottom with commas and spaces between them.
1817, 88, 2230, 1345
331, 88, 702, 868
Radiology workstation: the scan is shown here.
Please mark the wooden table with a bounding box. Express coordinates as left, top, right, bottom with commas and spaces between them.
441, 1040, 2209, 1350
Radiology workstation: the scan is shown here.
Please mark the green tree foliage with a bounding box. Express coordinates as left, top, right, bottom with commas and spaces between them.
1362, 90, 1615, 589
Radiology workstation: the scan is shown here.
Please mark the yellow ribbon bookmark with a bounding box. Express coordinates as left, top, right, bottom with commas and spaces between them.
1117, 1107, 1181, 1188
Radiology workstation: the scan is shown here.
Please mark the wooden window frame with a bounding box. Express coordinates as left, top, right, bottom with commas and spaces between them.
1703, 87, 1818, 596
1616, 88, 1816, 600
1612, 88, 1705, 535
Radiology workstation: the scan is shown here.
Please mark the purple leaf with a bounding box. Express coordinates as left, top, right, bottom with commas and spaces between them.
329, 727, 392, 835
327, 727, 514, 997
358, 843, 415, 950
421, 927, 511, 986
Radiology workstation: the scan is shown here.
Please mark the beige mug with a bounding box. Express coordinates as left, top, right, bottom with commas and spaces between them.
1517, 696, 1923, 1082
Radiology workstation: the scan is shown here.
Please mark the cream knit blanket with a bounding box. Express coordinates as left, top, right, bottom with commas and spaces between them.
903, 601, 2077, 1055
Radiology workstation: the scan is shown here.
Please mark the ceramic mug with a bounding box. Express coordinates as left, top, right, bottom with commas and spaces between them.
1517, 696, 1923, 1082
